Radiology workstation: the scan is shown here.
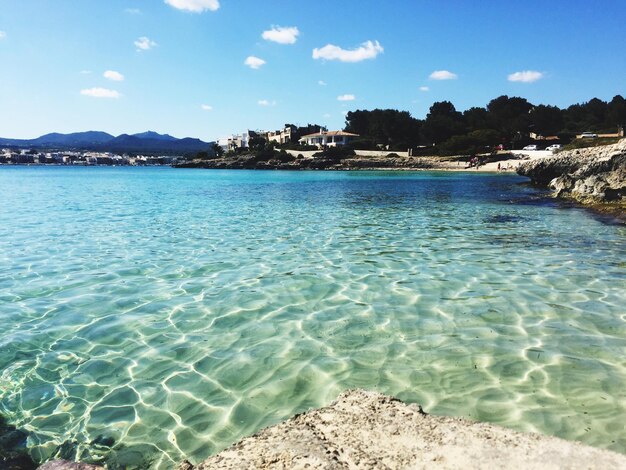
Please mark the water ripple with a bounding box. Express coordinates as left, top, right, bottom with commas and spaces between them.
0, 167, 625, 468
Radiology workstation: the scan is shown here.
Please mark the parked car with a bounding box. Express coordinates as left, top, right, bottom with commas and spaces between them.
580, 132, 598, 138
522, 145, 538, 151
546, 144, 562, 152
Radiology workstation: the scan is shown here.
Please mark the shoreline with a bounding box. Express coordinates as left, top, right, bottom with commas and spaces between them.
174, 149, 553, 173
31, 389, 626, 469
517, 138, 625, 220
181, 389, 626, 469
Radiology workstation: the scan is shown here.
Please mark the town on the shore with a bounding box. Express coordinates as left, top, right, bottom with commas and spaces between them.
0, 149, 180, 166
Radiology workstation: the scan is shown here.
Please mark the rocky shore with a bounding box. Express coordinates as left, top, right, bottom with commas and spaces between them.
517, 139, 626, 212
179, 389, 626, 469
174, 153, 467, 171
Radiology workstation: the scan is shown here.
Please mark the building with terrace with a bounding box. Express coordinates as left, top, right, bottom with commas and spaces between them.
298, 130, 359, 148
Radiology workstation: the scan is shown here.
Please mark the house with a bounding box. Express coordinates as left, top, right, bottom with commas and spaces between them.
267, 125, 296, 145
298, 130, 359, 148
217, 131, 252, 151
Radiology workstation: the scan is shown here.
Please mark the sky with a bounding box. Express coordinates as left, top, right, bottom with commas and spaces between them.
0, 0, 624, 141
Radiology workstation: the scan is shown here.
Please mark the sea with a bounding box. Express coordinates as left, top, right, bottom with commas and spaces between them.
1, 166, 625, 468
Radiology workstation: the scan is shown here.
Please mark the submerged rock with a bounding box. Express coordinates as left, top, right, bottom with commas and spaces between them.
181, 389, 626, 469
517, 139, 626, 206
38, 461, 103, 470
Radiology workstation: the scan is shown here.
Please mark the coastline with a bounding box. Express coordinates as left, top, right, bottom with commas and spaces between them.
173, 151, 535, 173
517, 138, 626, 220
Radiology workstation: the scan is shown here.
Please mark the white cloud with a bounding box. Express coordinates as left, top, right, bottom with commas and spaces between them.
337, 94, 355, 101
80, 88, 121, 99
125, 8, 141, 14
258, 99, 276, 107
419, 86, 429, 91
80, 70, 92, 75
103, 70, 124, 81
508, 70, 544, 83
341, 111, 349, 116
0, 31, 6, 40
312, 40, 383, 63
429, 70, 457, 80
245, 56, 266, 69
318, 80, 327, 86
323, 113, 332, 118
135, 37, 157, 51
262, 26, 300, 45
201, 104, 213, 111
164, 0, 219, 12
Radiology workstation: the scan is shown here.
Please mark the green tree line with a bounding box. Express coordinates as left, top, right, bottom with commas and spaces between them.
344, 95, 626, 155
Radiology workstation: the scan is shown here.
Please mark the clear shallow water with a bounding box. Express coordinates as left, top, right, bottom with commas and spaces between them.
0, 167, 625, 468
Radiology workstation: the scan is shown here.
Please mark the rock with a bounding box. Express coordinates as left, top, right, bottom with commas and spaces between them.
174, 154, 449, 171
549, 173, 576, 196
177, 460, 194, 470
37, 460, 103, 470
518, 139, 626, 206
183, 389, 626, 469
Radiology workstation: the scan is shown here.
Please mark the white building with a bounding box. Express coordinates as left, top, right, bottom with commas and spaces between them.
298, 130, 359, 148
217, 131, 253, 151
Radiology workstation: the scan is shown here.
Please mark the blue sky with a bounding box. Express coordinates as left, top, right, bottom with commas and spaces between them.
0, 0, 624, 141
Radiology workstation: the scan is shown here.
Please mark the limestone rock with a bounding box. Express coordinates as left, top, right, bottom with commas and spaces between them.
183, 389, 626, 470
518, 138, 626, 205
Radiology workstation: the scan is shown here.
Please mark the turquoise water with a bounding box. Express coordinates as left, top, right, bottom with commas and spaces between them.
0, 167, 625, 468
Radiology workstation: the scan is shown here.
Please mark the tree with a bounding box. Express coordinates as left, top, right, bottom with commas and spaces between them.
486, 95, 533, 138
607, 95, 626, 129
196, 150, 209, 160
294, 124, 326, 142
421, 101, 464, 145
463, 107, 490, 132
344, 109, 421, 149
562, 97, 614, 133
528, 105, 563, 136
211, 143, 224, 158
248, 136, 266, 151
438, 129, 500, 155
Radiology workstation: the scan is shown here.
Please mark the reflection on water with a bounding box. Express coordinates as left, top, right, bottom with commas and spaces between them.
0, 167, 625, 468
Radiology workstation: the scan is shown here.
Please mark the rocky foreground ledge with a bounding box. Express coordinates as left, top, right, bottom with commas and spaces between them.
172, 389, 624, 470
517, 139, 626, 211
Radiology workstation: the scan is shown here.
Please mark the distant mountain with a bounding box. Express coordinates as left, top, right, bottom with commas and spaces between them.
0, 131, 115, 147
0, 131, 211, 154
131, 131, 178, 142
35, 131, 115, 146
100, 134, 210, 153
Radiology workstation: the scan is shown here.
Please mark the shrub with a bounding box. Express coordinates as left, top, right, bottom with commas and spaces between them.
349, 138, 378, 150
561, 137, 620, 151
313, 146, 356, 161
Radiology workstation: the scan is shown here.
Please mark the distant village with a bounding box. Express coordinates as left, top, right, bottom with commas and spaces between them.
0, 149, 182, 166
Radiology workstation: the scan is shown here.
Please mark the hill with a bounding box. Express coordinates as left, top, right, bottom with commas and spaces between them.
0, 131, 211, 154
